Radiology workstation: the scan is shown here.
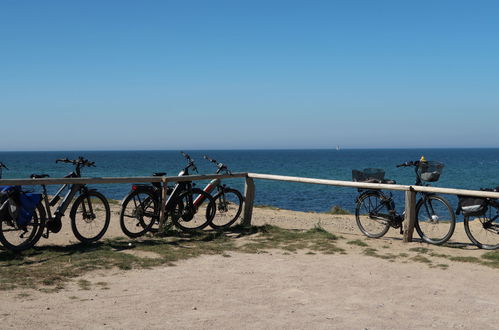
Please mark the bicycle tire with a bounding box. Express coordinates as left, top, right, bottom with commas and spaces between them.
464, 205, 499, 250
210, 188, 243, 229
120, 190, 158, 238
70, 191, 110, 243
355, 191, 391, 238
414, 195, 455, 245
170, 188, 215, 232
0, 203, 46, 252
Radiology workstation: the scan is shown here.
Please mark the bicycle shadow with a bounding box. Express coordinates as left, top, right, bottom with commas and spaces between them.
0, 225, 264, 265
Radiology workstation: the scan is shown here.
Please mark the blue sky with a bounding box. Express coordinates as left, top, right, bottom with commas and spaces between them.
1, 0, 498, 150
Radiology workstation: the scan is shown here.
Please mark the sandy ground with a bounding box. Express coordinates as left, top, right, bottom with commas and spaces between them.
1, 205, 499, 329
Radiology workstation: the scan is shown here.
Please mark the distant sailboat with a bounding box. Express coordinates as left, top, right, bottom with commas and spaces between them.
336, 145, 340, 151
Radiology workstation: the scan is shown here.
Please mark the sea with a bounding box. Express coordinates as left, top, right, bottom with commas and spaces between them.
0, 149, 498, 214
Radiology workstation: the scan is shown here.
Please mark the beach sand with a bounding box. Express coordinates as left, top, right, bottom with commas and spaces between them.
1, 205, 498, 329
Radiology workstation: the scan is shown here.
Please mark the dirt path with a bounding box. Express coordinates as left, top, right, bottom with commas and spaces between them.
1, 207, 499, 329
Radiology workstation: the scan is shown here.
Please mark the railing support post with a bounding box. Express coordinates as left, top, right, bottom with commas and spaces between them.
403, 188, 417, 242
158, 179, 169, 231
242, 176, 255, 227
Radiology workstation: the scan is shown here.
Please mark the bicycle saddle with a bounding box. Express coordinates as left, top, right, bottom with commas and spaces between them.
153, 172, 166, 177
30, 174, 50, 179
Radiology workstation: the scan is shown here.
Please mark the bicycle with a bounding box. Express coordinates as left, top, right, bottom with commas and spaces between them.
457, 187, 499, 249
353, 159, 456, 245
28, 157, 110, 245
119, 152, 216, 237
203, 155, 243, 229
0, 163, 46, 252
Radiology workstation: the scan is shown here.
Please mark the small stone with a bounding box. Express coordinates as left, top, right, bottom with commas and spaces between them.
192, 307, 197, 310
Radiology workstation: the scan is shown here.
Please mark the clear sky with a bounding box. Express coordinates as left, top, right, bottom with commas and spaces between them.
1, 0, 498, 151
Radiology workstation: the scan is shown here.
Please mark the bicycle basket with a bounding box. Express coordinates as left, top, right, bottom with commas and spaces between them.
352, 168, 385, 182
418, 161, 444, 182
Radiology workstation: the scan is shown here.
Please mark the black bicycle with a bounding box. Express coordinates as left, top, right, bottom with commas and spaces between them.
353, 159, 456, 245
203, 155, 243, 229
0, 157, 111, 251
119, 152, 216, 237
32, 157, 110, 243
457, 187, 499, 249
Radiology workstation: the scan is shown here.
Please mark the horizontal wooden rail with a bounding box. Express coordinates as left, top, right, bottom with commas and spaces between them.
247, 173, 410, 191
0, 173, 248, 186
247, 173, 499, 199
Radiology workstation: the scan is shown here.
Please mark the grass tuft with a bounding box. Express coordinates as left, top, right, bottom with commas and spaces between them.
325, 205, 351, 215
347, 240, 368, 247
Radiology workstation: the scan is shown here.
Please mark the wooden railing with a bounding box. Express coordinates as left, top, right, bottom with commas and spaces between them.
244, 173, 499, 242
2, 172, 499, 243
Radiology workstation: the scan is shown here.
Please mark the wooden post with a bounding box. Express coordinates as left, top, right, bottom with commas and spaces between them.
403, 188, 417, 242
242, 177, 255, 227
158, 179, 169, 231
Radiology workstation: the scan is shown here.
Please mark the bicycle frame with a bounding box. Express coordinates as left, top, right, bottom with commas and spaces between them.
41, 181, 83, 221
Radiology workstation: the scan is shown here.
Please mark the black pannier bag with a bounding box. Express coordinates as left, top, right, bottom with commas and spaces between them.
457, 196, 488, 216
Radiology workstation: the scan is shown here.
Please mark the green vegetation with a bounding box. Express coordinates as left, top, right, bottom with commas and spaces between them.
326, 205, 351, 215
409, 247, 430, 254
347, 240, 368, 247
412, 255, 432, 264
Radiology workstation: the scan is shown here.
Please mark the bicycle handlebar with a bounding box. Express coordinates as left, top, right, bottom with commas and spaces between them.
396, 161, 418, 168
180, 152, 198, 173
203, 155, 231, 174
203, 155, 217, 164
56, 157, 96, 167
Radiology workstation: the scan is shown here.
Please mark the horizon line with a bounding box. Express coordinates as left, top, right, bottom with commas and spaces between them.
1, 146, 499, 153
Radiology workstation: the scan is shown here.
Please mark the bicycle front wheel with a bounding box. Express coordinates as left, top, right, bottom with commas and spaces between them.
464, 205, 499, 250
70, 191, 110, 243
120, 190, 159, 238
170, 188, 215, 232
415, 195, 455, 245
210, 188, 243, 229
0, 203, 46, 252
355, 192, 391, 238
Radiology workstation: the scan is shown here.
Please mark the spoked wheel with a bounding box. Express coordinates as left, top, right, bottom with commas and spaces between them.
0, 203, 46, 252
210, 188, 243, 229
355, 192, 391, 238
415, 195, 455, 245
464, 206, 499, 250
70, 191, 110, 243
170, 188, 215, 232
120, 190, 159, 238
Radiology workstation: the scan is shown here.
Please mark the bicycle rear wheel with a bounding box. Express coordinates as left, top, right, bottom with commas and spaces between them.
170, 188, 215, 232
0, 203, 46, 252
120, 190, 158, 238
70, 191, 110, 243
210, 188, 243, 229
464, 205, 499, 250
415, 195, 455, 245
355, 192, 391, 238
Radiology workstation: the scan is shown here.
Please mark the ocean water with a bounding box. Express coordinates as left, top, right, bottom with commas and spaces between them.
0, 149, 498, 213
